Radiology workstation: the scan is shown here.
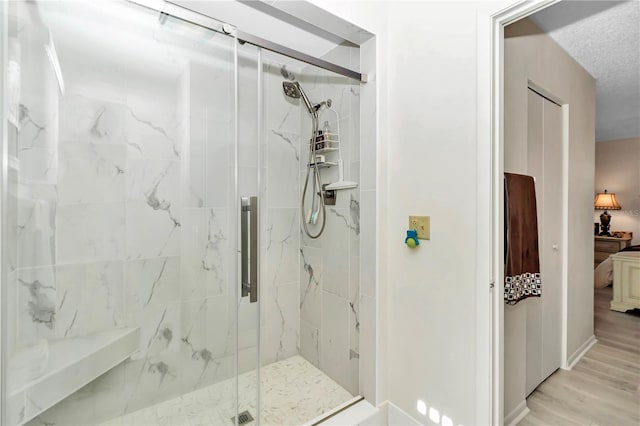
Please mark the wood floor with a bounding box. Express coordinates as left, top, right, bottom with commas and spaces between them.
519, 286, 640, 426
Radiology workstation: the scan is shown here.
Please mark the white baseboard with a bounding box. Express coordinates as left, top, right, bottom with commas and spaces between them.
504, 400, 530, 426
564, 335, 597, 370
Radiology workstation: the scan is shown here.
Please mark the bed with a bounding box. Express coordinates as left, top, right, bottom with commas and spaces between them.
609, 247, 640, 312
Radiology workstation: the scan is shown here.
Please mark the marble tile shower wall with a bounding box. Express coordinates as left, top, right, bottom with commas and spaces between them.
260, 61, 303, 366
297, 44, 362, 395
13, 54, 251, 425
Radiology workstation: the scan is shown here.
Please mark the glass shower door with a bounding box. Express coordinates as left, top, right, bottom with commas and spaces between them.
1, 1, 259, 425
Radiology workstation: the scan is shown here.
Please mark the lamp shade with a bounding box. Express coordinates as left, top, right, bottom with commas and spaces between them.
594, 190, 621, 210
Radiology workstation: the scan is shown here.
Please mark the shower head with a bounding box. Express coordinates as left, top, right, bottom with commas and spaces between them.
282, 81, 301, 98
282, 81, 316, 117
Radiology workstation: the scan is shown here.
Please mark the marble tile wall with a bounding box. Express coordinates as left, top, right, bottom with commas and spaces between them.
12, 41, 247, 423
297, 44, 363, 396
260, 60, 303, 366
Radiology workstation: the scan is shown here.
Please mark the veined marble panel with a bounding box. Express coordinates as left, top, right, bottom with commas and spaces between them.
180, 296, 235, 388
16, 102, 54, 153
320, 291, 352, 393
266, 208, 299, 287
58, 141, 126, 205
300, 319, 320, 367
126, 302, 180, 361
262, 283, 300, 365
348, 189, 361, 368
7, 390, 26, 426
17, 147, 57, 184
126, 159, 179, 206
183, 115, 233, 209
348, 293, 360, 394
125, 155, 181, 260
125, 200, 180, 260
124, 257, 181, 310
267, 130, 300, 208
349, 254, 361, 359
16, 196, 56, 268
122, 350, 183, 415
16, 266, 56, 345
180, 208, 230, 300
60, 95, 127, 145
300, 246, 322, 329
55, 261, 124, 338
124, 98, 180, 161
91, 362, 129, 421
56, 202, 125, 264
188, 61, 234, 127
237, 48, 259, 170
322, 208, 350, 300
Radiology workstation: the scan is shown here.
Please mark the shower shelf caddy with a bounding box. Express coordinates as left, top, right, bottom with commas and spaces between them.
309, 104, 357, 191
309, 112, 340, 164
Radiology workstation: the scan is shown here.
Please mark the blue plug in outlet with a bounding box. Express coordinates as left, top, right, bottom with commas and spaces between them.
405, 229, 419, 248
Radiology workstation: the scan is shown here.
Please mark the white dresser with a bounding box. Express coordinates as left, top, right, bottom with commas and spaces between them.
610, 251, 640, 312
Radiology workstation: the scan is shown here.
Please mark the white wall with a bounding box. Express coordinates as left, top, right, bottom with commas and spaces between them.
307, 1, 523, 424
595, 138, 640, 245
503, 17, 596, 417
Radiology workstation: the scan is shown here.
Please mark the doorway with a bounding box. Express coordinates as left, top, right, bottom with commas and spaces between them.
489, 1, 639, 424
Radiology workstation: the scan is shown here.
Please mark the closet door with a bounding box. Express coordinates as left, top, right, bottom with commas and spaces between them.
525, 90, 544, 396
525, 89, 563, 395
541, 96, 563, 380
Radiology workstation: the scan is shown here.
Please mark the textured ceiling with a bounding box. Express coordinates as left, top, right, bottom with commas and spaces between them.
530, 1, 640, 142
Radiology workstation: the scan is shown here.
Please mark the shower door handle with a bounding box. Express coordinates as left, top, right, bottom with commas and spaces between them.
241, 196, 258, 303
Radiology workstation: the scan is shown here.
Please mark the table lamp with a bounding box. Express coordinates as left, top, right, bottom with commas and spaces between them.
594, 189, 621, 237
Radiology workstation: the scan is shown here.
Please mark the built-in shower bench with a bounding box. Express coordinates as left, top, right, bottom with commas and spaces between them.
8, 327, 140, 425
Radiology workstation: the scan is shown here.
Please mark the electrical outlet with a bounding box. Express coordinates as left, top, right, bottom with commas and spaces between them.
409, 216, 430, 240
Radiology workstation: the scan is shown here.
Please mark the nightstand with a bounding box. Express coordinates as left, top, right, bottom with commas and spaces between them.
594, 234, 632, 266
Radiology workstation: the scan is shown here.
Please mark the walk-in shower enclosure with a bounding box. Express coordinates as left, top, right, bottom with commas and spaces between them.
0, 1, 377, 425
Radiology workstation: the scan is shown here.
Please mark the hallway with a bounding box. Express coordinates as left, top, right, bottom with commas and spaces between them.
520, 286, 640, 425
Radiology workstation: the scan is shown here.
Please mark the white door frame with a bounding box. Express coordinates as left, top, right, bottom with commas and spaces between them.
476, 1, 564, 424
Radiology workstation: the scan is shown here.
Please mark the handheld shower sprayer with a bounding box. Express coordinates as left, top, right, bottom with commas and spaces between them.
282, 80, 326, 239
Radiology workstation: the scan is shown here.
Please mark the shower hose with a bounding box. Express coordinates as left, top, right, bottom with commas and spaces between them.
301, 112, 326, 239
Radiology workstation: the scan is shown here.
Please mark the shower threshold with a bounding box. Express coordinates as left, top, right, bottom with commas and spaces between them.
101, 355, 353, 426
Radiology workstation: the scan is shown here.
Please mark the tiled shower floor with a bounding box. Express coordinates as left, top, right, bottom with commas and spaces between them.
101, 356, 353, 426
